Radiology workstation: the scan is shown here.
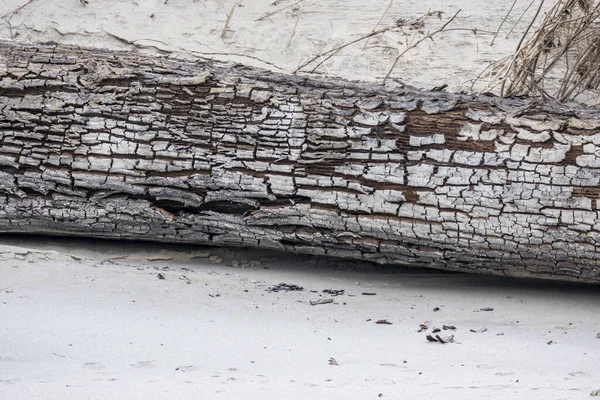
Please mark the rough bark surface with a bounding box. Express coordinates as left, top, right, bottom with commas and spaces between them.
1, 41, 600, 283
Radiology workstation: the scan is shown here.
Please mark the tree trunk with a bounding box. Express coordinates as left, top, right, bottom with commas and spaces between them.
1, 41, 600, 283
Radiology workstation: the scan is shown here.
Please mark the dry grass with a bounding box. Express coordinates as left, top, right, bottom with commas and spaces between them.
1, 0, 45, 39
362, 0, 394, 49
383, 10, 461, 82
256, 0, 303, 21
221, 0, 242, 39
286, 0, 306, 47
294, 9, 462, 82
490, 0, 600, 104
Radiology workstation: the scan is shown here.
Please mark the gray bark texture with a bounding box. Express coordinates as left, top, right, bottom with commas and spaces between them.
1, 41, 600, 283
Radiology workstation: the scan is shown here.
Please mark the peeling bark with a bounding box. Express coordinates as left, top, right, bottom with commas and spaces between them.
1, 41, 600, 283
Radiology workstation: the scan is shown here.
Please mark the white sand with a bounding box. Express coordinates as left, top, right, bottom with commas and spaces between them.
1, 236, 599, 399
0, 0, 551, 93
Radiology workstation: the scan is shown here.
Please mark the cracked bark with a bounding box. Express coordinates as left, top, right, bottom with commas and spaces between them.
1, 41, 600, 283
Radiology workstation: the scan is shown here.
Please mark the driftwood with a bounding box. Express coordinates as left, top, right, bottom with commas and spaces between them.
1, 41, 600, 283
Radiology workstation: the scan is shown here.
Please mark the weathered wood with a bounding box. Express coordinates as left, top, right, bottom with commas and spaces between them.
1, 41, 600, 283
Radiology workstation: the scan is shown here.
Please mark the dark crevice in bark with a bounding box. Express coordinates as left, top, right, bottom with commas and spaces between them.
197, 200, 256, 215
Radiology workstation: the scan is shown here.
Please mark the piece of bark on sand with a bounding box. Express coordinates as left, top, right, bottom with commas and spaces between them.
1, 41, 600, 283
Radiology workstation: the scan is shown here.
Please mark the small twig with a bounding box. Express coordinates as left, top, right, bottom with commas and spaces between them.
560, 48, 598, 101
487, 0, 600, 103
515, 0, 547, 54
501, 0, 546, 96
256, 0, 302, 21
383, 9, 461, 83
468, 59, 499, 92
190, 42, 286, 71
287, 0, 306, 47
506, 0, 537, 39
8, 0, 49, 39
444, 27, 493, 34
221, 0, 241, 39
1, 0, 36, 39
491, 0, 518, 45
293, 27, 392, 73
318, 55, 334, 77
1, 0, 35, 19
556, 12, 599, 98
363, 0, 394, 49
309, 32, 383, 73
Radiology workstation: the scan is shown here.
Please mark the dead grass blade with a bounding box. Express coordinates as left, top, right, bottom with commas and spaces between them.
294, 10, 458, 76
257, 0, 303, 21
491, 0, 519, 45
292, 27, 393, 74
488, 0, 600, 104
287, 0, 307, 47
363, 0, 394, 49
221, 0, 242, 39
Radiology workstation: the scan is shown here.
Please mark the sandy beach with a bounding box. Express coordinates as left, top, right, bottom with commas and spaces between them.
1, 235, 598, 399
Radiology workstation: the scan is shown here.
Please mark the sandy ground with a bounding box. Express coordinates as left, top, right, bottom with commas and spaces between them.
1, 235, 599, 399
0, 0, 551, 93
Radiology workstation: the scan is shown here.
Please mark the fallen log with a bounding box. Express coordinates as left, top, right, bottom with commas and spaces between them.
1, 41, 600, 283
